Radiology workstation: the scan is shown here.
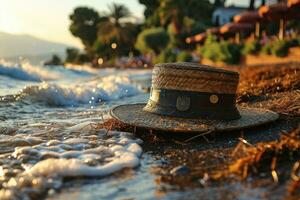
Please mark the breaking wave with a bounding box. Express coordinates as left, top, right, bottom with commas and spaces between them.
0, 60, 59, 82
15, 75, 142, 106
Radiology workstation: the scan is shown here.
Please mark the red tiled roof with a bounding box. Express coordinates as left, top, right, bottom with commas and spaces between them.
234, 11, 261, 23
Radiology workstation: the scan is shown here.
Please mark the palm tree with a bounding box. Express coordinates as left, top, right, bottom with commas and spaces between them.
98, 3, 131, 42
213, 0, 226, 8
249, 0, 266, 10
158, 0, 212, 35
158, 0, 187, 35
108, 3, 130, 27
249, 0, 256, 10
96, 3, 137, 57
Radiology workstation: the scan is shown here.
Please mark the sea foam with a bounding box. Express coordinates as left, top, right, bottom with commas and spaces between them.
16, 74, 141, 106
0, 122, 143, 199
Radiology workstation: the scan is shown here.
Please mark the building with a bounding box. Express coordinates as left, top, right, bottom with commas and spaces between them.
212, 6, 246, 26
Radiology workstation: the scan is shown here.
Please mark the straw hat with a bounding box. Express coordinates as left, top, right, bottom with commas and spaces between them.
111, 62, 278, 133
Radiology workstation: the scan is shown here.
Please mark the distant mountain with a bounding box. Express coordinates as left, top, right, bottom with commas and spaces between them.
0, 31, 73, 59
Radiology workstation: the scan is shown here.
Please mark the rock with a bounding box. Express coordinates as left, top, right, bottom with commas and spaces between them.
170, 165, 190, 176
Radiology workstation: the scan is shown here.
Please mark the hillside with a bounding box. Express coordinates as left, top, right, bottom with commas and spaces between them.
0, 31, 72, 59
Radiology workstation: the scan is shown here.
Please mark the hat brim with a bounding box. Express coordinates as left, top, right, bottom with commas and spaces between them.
110, 104, 279, 133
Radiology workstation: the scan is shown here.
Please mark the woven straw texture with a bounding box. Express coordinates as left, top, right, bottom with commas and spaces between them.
111, 104, 279, 133
152, 62, 239, 94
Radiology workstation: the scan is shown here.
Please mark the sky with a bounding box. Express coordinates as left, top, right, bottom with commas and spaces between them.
0, 0, 251, 48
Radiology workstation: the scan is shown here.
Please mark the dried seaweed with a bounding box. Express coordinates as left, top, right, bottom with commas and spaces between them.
236, 63, 300, 116
212, 127, 300, 193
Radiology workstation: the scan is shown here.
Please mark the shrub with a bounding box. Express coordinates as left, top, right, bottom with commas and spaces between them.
199, 35, 241, 64
242, 40, 261, 55
155, 49, 177, 63
227, 43, 242, 64
260, 43, 272, 55
288, 38, 299, 48
135, 27, 169, 54
44, 54, 62, 66
75, 54, 90, 63
177, 51, 193, 62
270, 40, 290, 57
65, 48, 80, 63
92, 39, 111, 58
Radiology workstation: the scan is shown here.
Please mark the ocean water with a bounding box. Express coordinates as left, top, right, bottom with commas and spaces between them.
0, 60, 158, 199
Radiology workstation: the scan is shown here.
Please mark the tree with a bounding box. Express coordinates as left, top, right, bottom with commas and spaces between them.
135, 27, 169, 54
69, 7, 100, 50
97, 3, 138, 58
138, 0, 161, 27
213, 0, 226, 8
158, 0, 186, 34
65, 48, 80, 63
249, 0, 266, 10
158, 0, 212, 35
44, 54, 62, 66
249, 0, 255, 10
98, 3, 131, 43
139, 0, 160, 18
108, 3, 130, 27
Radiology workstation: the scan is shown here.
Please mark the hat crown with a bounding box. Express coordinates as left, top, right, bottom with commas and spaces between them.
152, 62, 239, 94
143, 62, 241, 120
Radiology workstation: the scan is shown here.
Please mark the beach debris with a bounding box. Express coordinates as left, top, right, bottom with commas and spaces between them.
213, 126, 300, 183
170, 165, 190, 176
184, 130, 214, 143
237, 63, 300, 116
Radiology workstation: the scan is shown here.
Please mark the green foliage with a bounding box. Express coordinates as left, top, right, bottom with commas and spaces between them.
69, 7, 100, 48
139, 0, 212, 47
68, 1, 215, 64
69, 4, 138, 62
227, 43, 242, 64
139, 0, 160, 18
65, 48, 91, 64
139, 0, 161, 27
260, 43, 272, 55
154, 49, 177, 63
186, 0, 213, 23
92, 39, 111, 59
135, 27, 169, 54
199, 35, 241, 64
167, 24, 181, 48
44, 55, 62, 66
107, 3, 130, 26
287, 38, 299, 48
213, 0, 225, 8
75, 54, 90, 63
177, 51, 193, 62
167, 17, 207, 49
65, 48, 80, 63
270, 40, 290, 57
97, 4, 138, 58
242, 40, 261, 55
297, 36, 300, 46
140, 0, 212, 28
260, 39, 295, 57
